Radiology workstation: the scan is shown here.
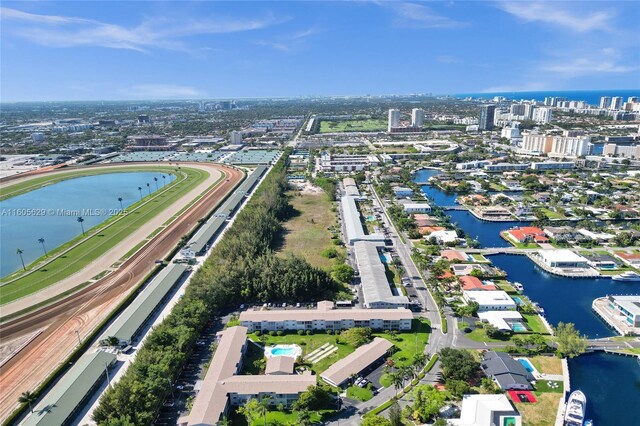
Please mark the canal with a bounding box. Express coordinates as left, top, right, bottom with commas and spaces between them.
1, 171, 176, 278
414, 168, 640, 424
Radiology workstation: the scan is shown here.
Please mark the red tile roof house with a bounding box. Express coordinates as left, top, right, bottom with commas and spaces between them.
506, 227, 549, 243
614, 251, 640, 267
459, 275, 497, 291
441, 250, 470, 262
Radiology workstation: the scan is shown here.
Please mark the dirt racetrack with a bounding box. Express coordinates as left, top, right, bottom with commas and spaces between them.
0, 162, 244, 421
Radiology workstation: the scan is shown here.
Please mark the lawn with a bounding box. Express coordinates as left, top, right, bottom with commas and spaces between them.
239, 341, 266, 375
374, 318, 431, 367
522, 314, 550, 334
516, 392, 562, 426
230, 408, 336, 425
0, 166, 215, 305
319, 118, 387, 133
347, 385, 373, 401
529, 356, 562, 375
470, 254, 490, 263
277, 189, 342, 271
534, 380, 564, 394
539, 208, 565, 219
379, 373, 392, 388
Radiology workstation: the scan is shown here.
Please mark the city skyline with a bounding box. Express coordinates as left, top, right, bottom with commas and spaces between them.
1, 1, 639, 102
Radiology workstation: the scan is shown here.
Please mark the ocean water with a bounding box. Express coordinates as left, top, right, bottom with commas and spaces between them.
454, 90, 640, 107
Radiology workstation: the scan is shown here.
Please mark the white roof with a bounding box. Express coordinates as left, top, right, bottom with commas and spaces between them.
403, 202, 431, 209
430, 230, 458, 243
341, 196, 384, 245
610, 295, 640, 316
450, 394, 520, 426
239, 301, 413, 322
538, 249, 588, 263
464, 291, 516, 308
478, 311, 523, 331
354, 241, 409, 307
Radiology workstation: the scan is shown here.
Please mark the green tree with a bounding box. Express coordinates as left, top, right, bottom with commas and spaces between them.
332, 263, 355, 283
446, 379, 471, 399
390, 372, 405, 397
16, 248, 26, 270
38, 238, 47, 257
362, 415, 392, 426
389, 403, 403, 426
238, 398, 261, 425
293, 385, 334, 411
438, 348, 479, 382
77, 216, 85, 235
295, 408, 312, 426
339, 327, 372, 347
18, 390, 36, 413
554, 322, 587, 358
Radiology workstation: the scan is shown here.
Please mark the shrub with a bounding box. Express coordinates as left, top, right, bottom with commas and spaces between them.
269, 330, 276, 336
254, 330, 262, 337
297, 329, 305, 335
327, 329, 333, 335
277, 330, 284, 336
306, 330, 312, 335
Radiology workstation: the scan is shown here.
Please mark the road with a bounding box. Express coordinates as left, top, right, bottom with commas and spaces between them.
0, 163, 243, 422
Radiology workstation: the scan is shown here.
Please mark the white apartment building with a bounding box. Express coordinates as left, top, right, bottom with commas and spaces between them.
599, 96, 611, 109
610, 97, 624, 110
603, 143, 640, 159
550, 135, 589, 157
463, 290, 517, 312
411, 108, 425, 128
230, 131, 243, 144
388, 109, 400, 132
530, 161, 575, 170
532, 107, 553, 124
238, 301, 413, 332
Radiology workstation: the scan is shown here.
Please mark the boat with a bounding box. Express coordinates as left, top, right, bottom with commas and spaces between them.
512, 282, 524, 291
611, 271, 640, 282
564, 390, 587, 426
584, 420, 593, 426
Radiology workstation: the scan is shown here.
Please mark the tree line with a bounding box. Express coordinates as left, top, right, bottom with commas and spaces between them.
93, 153, 340, 425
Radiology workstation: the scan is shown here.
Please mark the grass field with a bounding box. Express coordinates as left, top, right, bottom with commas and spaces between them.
516, 392, 562, 426
347, 385, 373, 401
540, 208, 566, 219
277, 189, 342, 271
522, 314, 550, 334
319, 119, 387, 133
530, 356, 562, 375
0, 166, 214, 305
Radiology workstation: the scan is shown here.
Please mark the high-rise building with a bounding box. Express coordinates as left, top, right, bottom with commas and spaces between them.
599, 96, 611, 109
532, 107, 553, 124
411, 108, 424, 128
610, 97, 623, 110
479, 105, 496, 130
522, 133, 554, 153
627, 96, 639, 103
510, 104, 526, 116
524, 104, 535, 119
388, 109, 400, 132
230, 131, 243, 144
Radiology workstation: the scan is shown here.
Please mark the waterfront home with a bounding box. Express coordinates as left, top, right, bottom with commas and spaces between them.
459, 276, 497, 291
583, 253, 620, 270
532, 192, 551, 202
478, 311, 525, 332
463, 291, 517, 312
418, 226, 445, 236
506, 227, 548, 244
605, 295, 640, 328
537, 249, 589, 268
402, 202, 432, 214
449, 394, 521, 426
511, 203, 533, 218
441, 250, 472, 262
392, 186, 414, 198
480, 351, 534, 390
451, 263, 504, 278
500, 179, 524, 191
428, 229, 459, 245
613, 251, 640, 268
543, 226, 577, 242
577, 228, 615, 242
475, 206, 512, 219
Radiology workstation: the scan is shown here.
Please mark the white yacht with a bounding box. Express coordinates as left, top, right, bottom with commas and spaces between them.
564, 390, 586, 426
611, 271, 640, 282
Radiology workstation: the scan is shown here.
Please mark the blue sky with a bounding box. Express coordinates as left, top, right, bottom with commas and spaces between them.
1, 1, 639, 101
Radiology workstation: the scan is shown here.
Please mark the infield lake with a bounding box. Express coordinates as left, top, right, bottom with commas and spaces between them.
0, 172, 175, 278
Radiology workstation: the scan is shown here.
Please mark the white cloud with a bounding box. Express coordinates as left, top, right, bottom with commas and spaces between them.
254, 26, 321, 53
120, 84, 206, 99
378, 2, 465, 29
0, 7, 288, 52
541, 59, 638, 76
481, 81, 550, 93
497, 1, 614, 33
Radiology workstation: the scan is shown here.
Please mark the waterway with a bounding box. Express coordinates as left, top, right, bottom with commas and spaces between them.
414, 168, 640, 424
0, 172, 176, 278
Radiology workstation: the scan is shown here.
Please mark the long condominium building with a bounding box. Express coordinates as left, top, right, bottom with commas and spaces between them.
354, 241, 410, 308
178, 326, 316, 426
238, 301, 413, 333
521, 132, 589, 157
341, 194, 385, 245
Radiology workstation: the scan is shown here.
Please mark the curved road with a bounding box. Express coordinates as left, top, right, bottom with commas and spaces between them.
0, 162, 244, 421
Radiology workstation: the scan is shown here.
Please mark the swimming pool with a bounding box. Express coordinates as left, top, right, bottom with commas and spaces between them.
510, 322, 528, 332
518, 358, 535, 373
379, 253, 392, 263
265, 344, 302, 359
512, 296, 523, 305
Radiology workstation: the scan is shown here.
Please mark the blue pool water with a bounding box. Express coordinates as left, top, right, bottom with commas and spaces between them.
379, 253, 392, 263
518, 358, 535, 373
0, 172, 175, 277
512, 296, 523, 305
510, 322, 528, 332
271, 347, 296, 356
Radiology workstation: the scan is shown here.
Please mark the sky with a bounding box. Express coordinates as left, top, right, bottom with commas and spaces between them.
1, 1, 639, 101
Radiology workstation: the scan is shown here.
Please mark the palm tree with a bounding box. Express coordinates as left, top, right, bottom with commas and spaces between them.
118, 197, 123, 210
390, 372, 404, 398
258, 395, 271, 426
16, 248, 26, 270
296, 409, 312, 426
77, 217, 85, 235
146, 182, 151, 195
38, 238, 47, 257
138, 186, 143, 200
162, 175, 166, 187
18, 391, 36, 413
154, 177, 159, 191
